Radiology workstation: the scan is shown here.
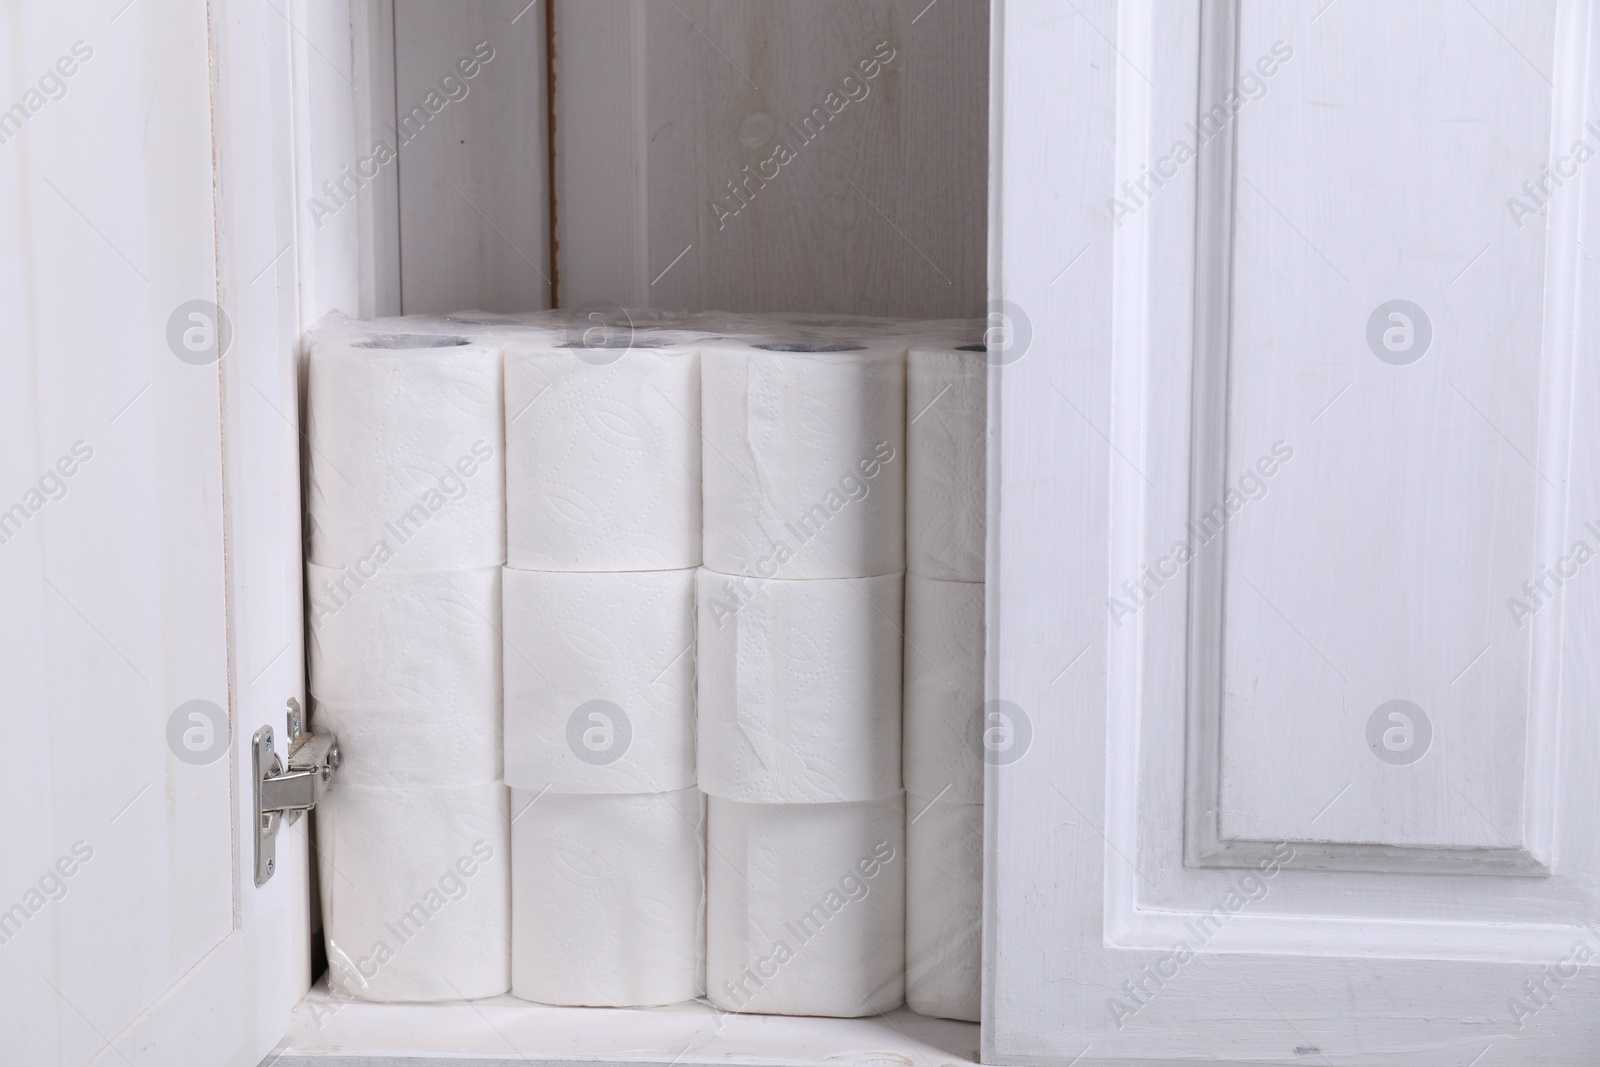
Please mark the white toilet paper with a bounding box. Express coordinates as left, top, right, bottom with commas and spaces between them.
307, 334, 505, 572
697, 569, 902, 803
307, 563, 501, 713
907, 343, 986, 583
905, 793, 981, 1022
903, 574, 984, 805
502, 567, 696, 794
505, 342, 701, 570
701, 338, 905, 579
511, 788, 705, 1006
309, 699, 501, 791
306, 564, 501, 788
318, 780, 510, 1002
706, 795, 905, 1017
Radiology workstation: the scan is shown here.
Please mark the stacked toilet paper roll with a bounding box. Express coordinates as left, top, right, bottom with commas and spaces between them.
502, 567, 695, 794
706, 794, 905, 1017
306, 332, 506, 571
904, 792, 980, 1019
506, 333, 700, 571
302, 313, 983, 1015
699, 336, 908, 1017
902, 339, 986, 1022
502, 332, 705, 1007
700, 337, 905, 579
318, 782, 510, 1001
907, 340, 986, 582
305, 329, 511, 1001
697, 569, 901, 803
903, 575, 983, 804
308, 564, 501, 790
511, 788, 705, 1006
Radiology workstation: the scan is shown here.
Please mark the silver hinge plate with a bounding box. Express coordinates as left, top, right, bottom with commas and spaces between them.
254, 698, 340, 887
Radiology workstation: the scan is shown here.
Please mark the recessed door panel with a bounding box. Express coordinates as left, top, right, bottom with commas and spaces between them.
1207, 0, 1561, 867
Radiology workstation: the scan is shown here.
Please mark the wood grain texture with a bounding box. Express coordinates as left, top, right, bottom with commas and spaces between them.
549, 0, 649, 308
394, 0, 552, 314
554, 0, 986, 317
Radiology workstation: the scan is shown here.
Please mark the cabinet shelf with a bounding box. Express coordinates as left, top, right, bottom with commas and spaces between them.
272, 984, 979, 1067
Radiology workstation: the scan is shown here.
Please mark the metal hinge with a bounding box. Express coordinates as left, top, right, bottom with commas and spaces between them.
253, 698, 340, 887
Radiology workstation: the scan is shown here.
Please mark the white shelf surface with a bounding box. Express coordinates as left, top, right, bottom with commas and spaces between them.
266, 982, 980, 1067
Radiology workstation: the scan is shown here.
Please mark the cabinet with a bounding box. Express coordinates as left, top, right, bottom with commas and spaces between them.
5, 1, 1598, 1065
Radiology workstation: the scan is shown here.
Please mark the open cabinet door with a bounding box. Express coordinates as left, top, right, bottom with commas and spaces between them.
989, 0, 1600, 1064
0, 1, 309, 1063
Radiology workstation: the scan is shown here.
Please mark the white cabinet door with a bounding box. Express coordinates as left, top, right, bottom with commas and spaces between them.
989, 0, 1600, 1063
0, 2, 308, 1063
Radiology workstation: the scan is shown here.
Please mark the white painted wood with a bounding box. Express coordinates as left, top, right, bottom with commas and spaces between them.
550, 0, 649, 309
268, 982, 979, 1066
393, 0, 552, 315
293, 0, 550, 320
990, 0, 1600, 1063
211, 0, 318, 1041
1126, 0, 1593, 929
552, 0, 986, 317
290, 0, 368, 323
351, 0, 403, 319
1205, 0, 1560, 868
985, 0, 1116, 1058
0, 0, 308, 1064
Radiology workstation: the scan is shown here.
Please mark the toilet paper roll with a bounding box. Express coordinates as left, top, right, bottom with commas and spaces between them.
306, 564, 501, 787
511, 789, 705, 1006
318, 780, 510, 1002
307, 334, 505, 572
697, 569, 902, 803
701, 338, 905, 579
905, 793, 981, 1022
505, 343, 701, 570
904, 575, 984, 804
706, 795, 905, 1017
307, 563, 501, 713
907, 343, 986, 582
502, 567, 696, 793
310, 700, 501, 791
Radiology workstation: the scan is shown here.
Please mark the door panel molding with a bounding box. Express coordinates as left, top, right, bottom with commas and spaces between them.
990, 0, 1600, 1061
1176, 0, 1580, 877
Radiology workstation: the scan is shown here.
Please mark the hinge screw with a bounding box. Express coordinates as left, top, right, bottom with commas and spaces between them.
266, 857, 275, 875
